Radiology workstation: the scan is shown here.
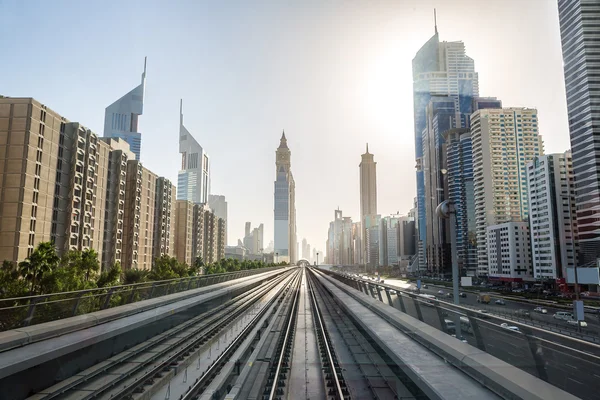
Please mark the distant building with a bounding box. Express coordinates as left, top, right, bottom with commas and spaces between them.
359, 144, 377, 265
486, 222, 533, 282
472, 108, 543, 276
208, 194, 227, 244
274, 132, 297, 263
178, 100, 210, 205
365, 214, 381, 267
174, 200, 224, 266
398, 216, 416, 257
527, 152, 577, 281
243, 222, 264, 255
302, 238, 310, 261
103, 58, 146, 160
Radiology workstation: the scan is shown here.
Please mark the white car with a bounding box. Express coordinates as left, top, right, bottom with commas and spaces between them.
477, 310, 490, 319
438, 290, 445, 295
567, 319, 588, 327
533, 307, 547, 314
500, 323, 521, 332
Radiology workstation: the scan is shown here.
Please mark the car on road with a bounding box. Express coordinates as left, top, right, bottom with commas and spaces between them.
477, 293, 491, 304
422, 284, 428, 289
476, 310, 490, 319
567, 319, 588, 327
553, 311, 574, 320
495, 299, 506, 305
500, 323, 521, 332
516, 309, 530, 317
438, 290, 445, 295
459, 292, 467, 298
533, 307, 547, 314
446, 292, 453, 298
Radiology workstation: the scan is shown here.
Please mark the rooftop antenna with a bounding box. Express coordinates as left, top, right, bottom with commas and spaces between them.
434, 9, 438, 35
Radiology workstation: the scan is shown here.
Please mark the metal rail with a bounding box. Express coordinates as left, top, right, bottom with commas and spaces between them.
307, 271, 347, 400
37, 270, 294, 400
267, 269, 301, 400
182, 270, 302, 399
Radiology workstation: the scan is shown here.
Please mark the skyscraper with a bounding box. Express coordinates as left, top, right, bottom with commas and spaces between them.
208, 194, 227, 244
177, 100, 210, 205
274, 132, 297, 263
527, 152, 577, 281
412, 23, 479, 272
359, 144, 377, 264
558, 0, 600, 264
471, 107, 543, 276
103, 58, 146, 161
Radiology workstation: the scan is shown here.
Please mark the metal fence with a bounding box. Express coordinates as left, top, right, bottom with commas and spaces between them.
0, 267, 283, 332
323, 269, 600, 400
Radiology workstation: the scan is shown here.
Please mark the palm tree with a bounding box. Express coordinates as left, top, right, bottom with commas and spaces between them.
18, 242, 59, 295
80, 249, 100, 282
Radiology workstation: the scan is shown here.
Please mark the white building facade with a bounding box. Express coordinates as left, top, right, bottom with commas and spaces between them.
526, 152, 577, 281
487, 222, 533, 281
471, 107, 543, 277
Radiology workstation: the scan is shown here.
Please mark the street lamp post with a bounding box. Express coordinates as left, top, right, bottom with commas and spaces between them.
436, 199, 462, 340
316, 252, 319, 266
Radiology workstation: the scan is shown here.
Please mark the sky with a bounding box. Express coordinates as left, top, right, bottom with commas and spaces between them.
0, 0, 570, 255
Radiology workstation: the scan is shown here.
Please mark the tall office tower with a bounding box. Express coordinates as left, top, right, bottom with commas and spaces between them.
558, 0, 600, 264
208, 194, 227, 244
527, 152, 577, 281
365, 214, 381, 268
153, 177, 176, 260
274, 131, 297, 263
175, 200, 195, 266
472, 108, 543, 276
101, 138, 135, 270
413, 23, 479, 272
352, 222, 362, 266
379, 216, 400, 267
0, 98, 68, 262
302, 238, 309, 260
422, 97, 456, 275
359, 144, 377, 265
122, 160, 157, 270
398, 216, 416, 257
178, 100, 210, 204
103, 58, 146, 161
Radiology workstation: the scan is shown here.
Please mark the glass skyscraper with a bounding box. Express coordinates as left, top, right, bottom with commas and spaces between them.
177, 100, 210, 205
412, 26, 479, 273
274, 132, 297, 263
558, 0, 600, 265
104, 58, 146, 161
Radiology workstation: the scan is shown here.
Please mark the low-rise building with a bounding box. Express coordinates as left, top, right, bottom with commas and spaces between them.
487, 221, 533, 282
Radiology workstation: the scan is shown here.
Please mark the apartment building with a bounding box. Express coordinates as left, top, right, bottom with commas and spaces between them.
527, 152, 577, 280
153, 177, 176, 259
122, 160, 157, 270
175, 200, 194, 265
0, 98, 66, 262
471, 107, 543, 276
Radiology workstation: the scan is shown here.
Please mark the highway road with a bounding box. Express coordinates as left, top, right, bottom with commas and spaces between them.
370, 280, 600, 400
384, 278, 600, 337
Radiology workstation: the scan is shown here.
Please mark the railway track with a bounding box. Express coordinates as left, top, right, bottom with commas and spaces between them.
30, 268, 432, 400
33, 269, 297, 400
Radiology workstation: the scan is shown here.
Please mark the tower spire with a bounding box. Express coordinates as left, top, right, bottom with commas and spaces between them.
434, 9, 438, 35
366, 143, 369, 153
179, 99, 183, 126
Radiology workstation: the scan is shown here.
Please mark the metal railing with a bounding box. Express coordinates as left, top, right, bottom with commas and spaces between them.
323, 269, 600, 400
0, 267, 284, 332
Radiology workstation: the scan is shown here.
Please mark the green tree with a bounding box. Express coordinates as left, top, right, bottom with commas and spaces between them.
0, 260, 28, 299
18, 242, 59, 295
80, 249, 100, 282
97, 262, 122, 288
123, 268, 149, 285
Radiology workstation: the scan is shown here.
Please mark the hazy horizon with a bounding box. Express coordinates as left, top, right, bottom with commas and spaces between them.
0, 0, 570, 255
